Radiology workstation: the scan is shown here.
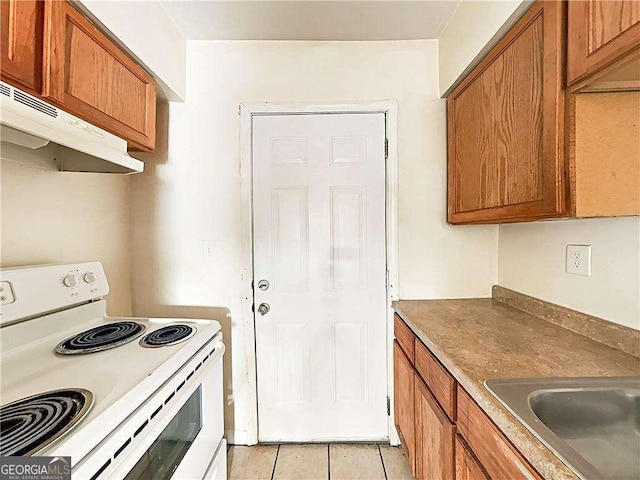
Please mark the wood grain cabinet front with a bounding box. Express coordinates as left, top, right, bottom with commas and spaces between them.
415, 375, 455, 480
394, 314, 415, 363
455, 435, 491, 480
567, 0, 640, 91
447, 1, 566, 224
415, 339, 456, 421
457, 387, 543, 480
393, 315, 544, 480
42, 1, 156, 150
393, 341, 416, 476
0, 0, 44, 94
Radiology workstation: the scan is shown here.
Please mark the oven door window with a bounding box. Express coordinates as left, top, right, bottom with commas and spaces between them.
125, 386, 203, 480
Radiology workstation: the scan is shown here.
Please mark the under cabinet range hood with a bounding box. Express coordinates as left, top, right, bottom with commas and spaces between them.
0, 82, 143, 174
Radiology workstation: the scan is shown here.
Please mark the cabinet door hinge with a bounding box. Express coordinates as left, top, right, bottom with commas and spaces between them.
387, 396, 391, 416
384, 138, 389, 159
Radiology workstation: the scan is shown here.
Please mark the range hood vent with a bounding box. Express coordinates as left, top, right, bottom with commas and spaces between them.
13, 90, 58, 118
0, 82, 143, 174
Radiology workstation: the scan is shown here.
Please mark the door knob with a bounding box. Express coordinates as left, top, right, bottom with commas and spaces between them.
257, 303, 270, 315
257, 279, 270, 291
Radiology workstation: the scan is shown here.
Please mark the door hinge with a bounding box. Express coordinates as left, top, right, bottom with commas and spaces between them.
385, 270, 390, 290
384, 138, 389, 159
387, 397, 391, 416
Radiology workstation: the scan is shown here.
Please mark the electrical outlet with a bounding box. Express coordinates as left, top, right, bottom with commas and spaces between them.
0, 281, 16, 305
202, 240, 215, 261
566, 244, 591, 276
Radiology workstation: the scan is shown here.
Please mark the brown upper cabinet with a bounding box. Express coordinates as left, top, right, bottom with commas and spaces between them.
0, 0, 156, 151
567, 0, 640, 92
447, 0, 639, 224
447, 2, 567, 224
1, 0, 44, 95
42, 1, 156, 151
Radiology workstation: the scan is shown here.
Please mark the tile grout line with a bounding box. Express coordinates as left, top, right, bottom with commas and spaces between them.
270, 444, 281, 480
378, 444, 389, 480
327, 444, 331, 480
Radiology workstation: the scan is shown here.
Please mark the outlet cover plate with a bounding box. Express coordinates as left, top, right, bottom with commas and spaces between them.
566, 244, 591, 276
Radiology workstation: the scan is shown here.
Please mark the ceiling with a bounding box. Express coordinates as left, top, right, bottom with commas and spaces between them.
160, 1, 461, 41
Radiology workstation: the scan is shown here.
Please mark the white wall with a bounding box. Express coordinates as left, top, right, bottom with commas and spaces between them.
79, 0, 186, 101
499, 218, 640, 330
130, 40, 498, 443
0, 156, 132, 316
438, 0, 528, 95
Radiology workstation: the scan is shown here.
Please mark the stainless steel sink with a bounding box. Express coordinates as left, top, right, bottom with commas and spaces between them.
484, 377, 640, 480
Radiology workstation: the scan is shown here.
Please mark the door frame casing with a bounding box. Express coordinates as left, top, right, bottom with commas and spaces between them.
239, 101, 399, 445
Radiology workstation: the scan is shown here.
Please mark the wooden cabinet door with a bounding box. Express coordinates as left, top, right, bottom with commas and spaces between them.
568, 0, 640, 87
42, 1, 156, 150
415, 376, 455, 480
455, 435, 490, 480
0, 0, 44, 94
457, 388, 542, 480
393, 341, 415, 476
447, 1, 566, 224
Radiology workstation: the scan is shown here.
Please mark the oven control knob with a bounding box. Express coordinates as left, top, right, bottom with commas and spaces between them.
83, 272, 97, 284
63, 274, 79, 288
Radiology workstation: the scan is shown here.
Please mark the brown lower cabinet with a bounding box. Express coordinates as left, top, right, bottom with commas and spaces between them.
393, 314, 543, 480
455, 435, 490, 480
393, 341, 415, 476
415, 375, 454, 480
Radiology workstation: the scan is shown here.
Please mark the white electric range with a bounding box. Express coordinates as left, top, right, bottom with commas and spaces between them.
0, 262, 227, 480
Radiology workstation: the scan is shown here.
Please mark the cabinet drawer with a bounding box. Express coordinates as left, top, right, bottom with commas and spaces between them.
394, 314, 415, 363
457, 387, 542, 480
415, 340, 456, 421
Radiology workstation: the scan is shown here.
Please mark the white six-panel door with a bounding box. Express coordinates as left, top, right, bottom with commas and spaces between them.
253, 113, 387, 442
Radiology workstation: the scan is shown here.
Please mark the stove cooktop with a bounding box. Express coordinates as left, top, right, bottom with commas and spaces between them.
139, 324, 196, 348
0, 300, 221, 463
0, 388, 94, 456
0, 263, 223, 466
55, 321, 147, 355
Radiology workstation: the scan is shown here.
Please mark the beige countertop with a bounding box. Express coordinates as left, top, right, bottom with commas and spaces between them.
392, 298, 640, 480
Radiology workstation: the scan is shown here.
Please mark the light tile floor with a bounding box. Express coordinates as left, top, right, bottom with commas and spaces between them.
228, 444, 413, 480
